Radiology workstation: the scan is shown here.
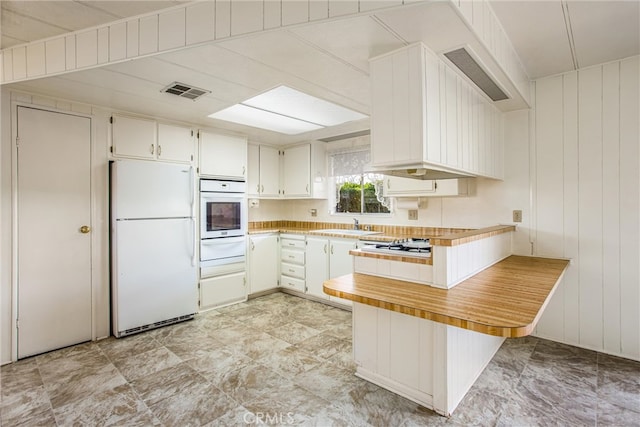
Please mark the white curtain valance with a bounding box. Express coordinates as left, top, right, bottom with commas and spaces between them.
329, 148, 370, 177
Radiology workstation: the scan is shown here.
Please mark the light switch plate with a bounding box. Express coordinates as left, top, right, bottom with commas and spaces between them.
408, 210, 418, 220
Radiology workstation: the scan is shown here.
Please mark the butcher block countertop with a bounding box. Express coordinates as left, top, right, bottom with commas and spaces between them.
323, 255, 570, 338
248, 221, 515, 247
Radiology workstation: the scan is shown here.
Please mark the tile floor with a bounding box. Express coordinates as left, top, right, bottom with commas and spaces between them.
1, 292, 639, 426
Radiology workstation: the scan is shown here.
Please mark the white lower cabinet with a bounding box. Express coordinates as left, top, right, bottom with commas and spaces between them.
199, 266, 247, 310
248, 234, 279, 294
329, 238, 358, 307
305, 237, 358, 306
305, 237, 329, 300
280, 234, 306, 293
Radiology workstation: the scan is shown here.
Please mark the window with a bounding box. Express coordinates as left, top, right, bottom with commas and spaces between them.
329, 149, 391, 215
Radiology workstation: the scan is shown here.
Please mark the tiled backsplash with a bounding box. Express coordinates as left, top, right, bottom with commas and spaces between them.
248, 220, 473, 236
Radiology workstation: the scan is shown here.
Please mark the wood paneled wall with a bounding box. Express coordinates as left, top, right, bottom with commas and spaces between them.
533, 56, 639, 360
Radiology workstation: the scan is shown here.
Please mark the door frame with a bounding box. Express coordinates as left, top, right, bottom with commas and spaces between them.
10, 101, 103, 361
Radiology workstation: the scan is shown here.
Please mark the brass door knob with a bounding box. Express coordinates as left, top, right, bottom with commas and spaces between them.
80, 225, 91, 234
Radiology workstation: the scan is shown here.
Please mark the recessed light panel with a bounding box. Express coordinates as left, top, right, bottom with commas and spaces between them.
209, 104, 323, 135
208, 85, 367, 135
243, 86, 368, 127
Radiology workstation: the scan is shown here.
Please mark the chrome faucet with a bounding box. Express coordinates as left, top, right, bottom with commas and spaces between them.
353, 218, 360, 230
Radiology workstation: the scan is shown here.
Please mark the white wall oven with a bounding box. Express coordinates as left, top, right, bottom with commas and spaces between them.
200, 179, 247, 270
200, 179, 246, 239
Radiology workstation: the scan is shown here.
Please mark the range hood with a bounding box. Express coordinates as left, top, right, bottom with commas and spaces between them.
368, 164, 474, 180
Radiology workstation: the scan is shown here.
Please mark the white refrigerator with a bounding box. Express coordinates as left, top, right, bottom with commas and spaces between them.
111, 160, 197, 337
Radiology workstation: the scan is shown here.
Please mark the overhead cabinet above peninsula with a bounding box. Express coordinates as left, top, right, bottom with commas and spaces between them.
369, 43, 504, 181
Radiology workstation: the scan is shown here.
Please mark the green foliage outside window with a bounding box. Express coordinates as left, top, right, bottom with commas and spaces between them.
335, 178, 390, 214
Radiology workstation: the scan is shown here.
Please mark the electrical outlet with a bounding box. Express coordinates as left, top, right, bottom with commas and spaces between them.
408, 210, 418, 221
513, 210, 522, 223
310, 209, 317, 217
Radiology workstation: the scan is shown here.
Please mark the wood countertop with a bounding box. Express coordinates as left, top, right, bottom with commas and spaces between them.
248, 222, 515, 247
323, 255, 570, 338
350, 249, 433, 265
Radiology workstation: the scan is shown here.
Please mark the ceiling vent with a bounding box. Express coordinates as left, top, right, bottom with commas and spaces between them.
161, 82, 210, 100
443, 48, 509, 102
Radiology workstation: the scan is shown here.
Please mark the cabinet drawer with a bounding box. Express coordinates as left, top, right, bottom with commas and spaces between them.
280, 275, 305, 293
281, 238, 306, 249
281, 262, 305, 279
281, 249, 305, 264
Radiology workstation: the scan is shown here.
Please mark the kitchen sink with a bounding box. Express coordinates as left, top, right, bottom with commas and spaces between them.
309, 229, 383, 236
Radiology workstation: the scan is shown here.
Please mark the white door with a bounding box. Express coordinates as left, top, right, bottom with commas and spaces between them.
157, 123, 194, 164
113, 218, 197, 335
259, 145, 281, 197
329, 239, 357, 278
17, 106, 92, 358
305, 237, 329, 299
329, 239, 357, 307
111, 114, 157, 159
249, 234, 279, 294
112, 160, 193, 219
282, 144, 310, 197
199, 131, 247, 179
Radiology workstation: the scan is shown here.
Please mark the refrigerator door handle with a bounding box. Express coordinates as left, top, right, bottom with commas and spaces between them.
191, 217, 197, 267
189, 166, 195, 213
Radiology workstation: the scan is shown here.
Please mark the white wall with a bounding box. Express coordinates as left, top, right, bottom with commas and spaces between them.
1, 87, 12, 364
532, 56, 640, 361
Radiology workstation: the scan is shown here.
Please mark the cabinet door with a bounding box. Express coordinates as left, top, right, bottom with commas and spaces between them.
282, 144, 310, 197
247, 144, 260, 197
383, 176, 435, 196
200, 271, 247, 310
329, 238, 357, 307
248, 234, 279, 294
329, 239, 357, 278
112, 114, 157, 159
157, 123, 194, 163
260, 145, 281, 197
199, 131, 247, 179
306, 237, 329, 299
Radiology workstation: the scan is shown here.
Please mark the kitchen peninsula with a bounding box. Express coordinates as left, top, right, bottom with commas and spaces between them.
324, 243, 569, 415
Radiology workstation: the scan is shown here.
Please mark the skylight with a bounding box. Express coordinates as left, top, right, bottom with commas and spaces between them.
208, 86, 368, 135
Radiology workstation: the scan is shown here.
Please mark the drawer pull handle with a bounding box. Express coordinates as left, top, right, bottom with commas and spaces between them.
288, 255, 295, 259
289, 269, 294, 273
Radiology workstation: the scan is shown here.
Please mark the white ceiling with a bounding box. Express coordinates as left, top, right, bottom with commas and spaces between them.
0, 1, 188, 48
1, 1, 639, 144
490, 0, 640, 79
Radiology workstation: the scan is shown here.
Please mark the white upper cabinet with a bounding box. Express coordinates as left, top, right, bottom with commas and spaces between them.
369, 42, 504, 180
383, 176, 471, 197
199, 131, 247, 180
282, 144, 309, 197
248, 144, 281, 198
157, 123, 194, 164
282, 142, 326, 199
259, 145, 281, 197
111, 114, 194, 164
248, 144, 260, 197
111, 114, 157, 160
